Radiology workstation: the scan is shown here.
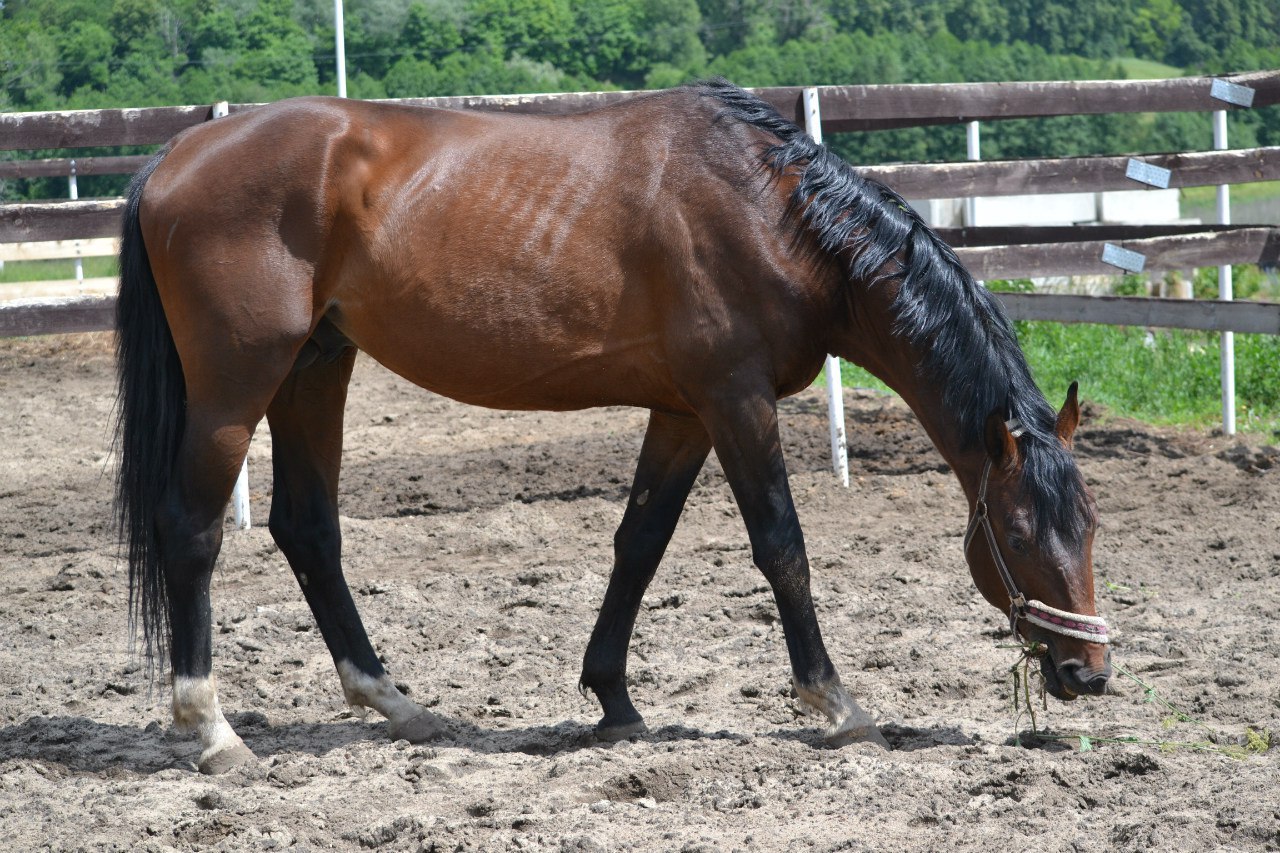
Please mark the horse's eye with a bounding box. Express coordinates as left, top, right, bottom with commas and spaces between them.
1007, 534, 1029, 555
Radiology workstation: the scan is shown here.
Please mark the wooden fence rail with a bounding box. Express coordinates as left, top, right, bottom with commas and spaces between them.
0, 237, 116, 262
861, 146, 1280, 199
0, 199, 125, 243
954, 227, 1280, 280
5, 144, 1279, 203
999, 292, 1280, 334
0, 155, 153, 180
2, 70, 1274, 151
0, 296, 115, 337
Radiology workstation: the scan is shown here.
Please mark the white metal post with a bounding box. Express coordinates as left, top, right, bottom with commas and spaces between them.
964, 121, 980, 229
68, 160, 83, 283
1214, 110, 1235, 436
232, 458, 251, 529
964, 121, 985, 289
334, 0, 348, 98
210, 100, 253, 529
803, 87, 849, 487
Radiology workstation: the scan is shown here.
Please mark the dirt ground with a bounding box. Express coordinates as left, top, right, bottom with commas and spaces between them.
1, 333, 1277, 852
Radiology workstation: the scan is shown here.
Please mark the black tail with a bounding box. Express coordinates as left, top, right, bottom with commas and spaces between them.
115, 151, 181, 673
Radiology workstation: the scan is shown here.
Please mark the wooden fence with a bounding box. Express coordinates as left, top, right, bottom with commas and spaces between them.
2, 70, 1278, 337
3, 69, 1278, 491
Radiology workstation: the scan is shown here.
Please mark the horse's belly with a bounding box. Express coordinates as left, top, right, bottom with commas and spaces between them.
331, 283, 676, 412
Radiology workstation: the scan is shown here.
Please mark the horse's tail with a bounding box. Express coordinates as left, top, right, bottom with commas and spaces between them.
114, 151, 181, 672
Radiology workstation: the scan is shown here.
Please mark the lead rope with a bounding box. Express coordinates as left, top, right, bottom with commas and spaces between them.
963, 418, 1109, 645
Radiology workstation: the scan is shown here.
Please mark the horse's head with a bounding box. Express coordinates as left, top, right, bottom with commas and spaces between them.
964, 382, 1110, 700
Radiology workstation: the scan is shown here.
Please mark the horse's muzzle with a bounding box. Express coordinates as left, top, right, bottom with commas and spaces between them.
1040, 651, 1111, 700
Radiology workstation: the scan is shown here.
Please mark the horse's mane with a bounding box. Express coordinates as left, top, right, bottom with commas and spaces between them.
694, 78, 1091, 547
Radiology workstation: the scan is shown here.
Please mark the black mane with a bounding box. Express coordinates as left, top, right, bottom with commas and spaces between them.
695, 78, 1091, 547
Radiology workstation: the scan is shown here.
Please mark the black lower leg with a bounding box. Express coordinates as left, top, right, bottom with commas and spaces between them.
266, 348, 384, 681
266, 351, 447, 744
160, 510, 223, 683
581, 411, 709, 737
754, 532, 839, 693
157, 428, 262, 772
271, 504, 383, 679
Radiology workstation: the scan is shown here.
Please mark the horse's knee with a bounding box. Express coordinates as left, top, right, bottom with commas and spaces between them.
753, 520, 806, 568
612, 520, 671, 562
754, 547, 810, 603
579, 649, 618, 693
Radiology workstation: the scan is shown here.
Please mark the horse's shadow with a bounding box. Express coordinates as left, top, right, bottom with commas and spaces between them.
0, 714, 721, 775
0, 713, 978, 775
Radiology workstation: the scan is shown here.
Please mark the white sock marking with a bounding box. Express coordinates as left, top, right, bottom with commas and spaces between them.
336, 660, 424, 725
172, 675, 247, 762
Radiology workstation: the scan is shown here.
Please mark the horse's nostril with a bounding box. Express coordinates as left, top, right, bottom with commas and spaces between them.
1085, 671, 1110, 696
1060, 662, 1110, 696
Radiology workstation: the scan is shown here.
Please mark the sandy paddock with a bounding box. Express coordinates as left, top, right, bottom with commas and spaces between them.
1, 334, 1277, 851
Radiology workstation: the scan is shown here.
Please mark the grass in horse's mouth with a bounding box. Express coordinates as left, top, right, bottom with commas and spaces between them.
1003, 640, 1050, 732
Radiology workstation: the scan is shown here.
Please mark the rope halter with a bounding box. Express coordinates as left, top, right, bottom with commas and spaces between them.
963, 418, 1109, 645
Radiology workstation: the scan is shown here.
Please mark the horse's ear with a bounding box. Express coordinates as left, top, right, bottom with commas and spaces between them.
983, 410, 1019, 468
1056, 381, 1081, 447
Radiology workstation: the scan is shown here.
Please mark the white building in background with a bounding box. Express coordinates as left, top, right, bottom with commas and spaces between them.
910, 188, 1185, 229
911, 189, 1197, 295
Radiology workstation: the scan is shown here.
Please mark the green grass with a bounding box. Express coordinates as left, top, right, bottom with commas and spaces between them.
829, 360, 892, 395
1181, 180, 1280, 207
822, 321, 1280, 439
1113, 57, 1184, 80
1016, 322, 1280, 435
0, 257, 118, 284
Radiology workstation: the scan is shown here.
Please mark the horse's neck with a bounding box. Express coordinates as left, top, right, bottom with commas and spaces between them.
834, 282, 987, 500
887, 373, 986, 499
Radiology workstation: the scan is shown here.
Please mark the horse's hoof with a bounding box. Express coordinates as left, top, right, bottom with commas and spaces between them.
389, 710, 448, 743
825, 721, 890, 750
198, 741, 257, 775
595, 716, 647, 742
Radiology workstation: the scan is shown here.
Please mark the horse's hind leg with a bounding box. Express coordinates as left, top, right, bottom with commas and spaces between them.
580, 411, 711, 739
161, 400, 273, 774
699, 388, 886, 747
266, 348, 446, 743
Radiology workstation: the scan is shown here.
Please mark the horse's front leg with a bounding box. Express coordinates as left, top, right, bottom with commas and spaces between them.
701, 389, 886, 747
580, 410, 711, 740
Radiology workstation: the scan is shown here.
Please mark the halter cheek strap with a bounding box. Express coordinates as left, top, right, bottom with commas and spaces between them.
963, 418, 1109, 645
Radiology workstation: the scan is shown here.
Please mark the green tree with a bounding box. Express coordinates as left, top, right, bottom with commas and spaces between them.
190, 5, 243, 54
55, 22, 116, 94
564, 0, 643, 81
1132, 0, 1184, 58
638, 0, 706, 77
0, 22, 63, 109
383, 55, 440, 97
402, 1, 464, 60
464, 0, 574, 67
234, 0, 318, 94
110, 0, 164, 53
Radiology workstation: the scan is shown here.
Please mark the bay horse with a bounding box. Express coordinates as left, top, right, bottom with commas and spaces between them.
116, 79, 1110, 774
